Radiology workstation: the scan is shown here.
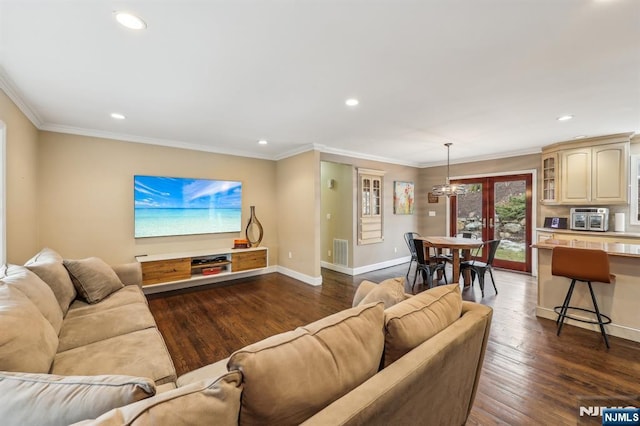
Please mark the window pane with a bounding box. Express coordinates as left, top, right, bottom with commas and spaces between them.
372, 179, 380, 215
456, 183, 483, 239
362, 178, 371, 215
494, 180, 526, 262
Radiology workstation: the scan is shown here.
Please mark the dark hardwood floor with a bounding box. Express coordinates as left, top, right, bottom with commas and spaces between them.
147, 264, 640, 425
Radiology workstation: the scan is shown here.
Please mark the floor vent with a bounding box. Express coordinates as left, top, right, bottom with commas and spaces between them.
333, 239, 348, 266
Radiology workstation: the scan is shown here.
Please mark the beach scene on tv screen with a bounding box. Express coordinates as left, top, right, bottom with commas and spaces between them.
134, 176, 242, 238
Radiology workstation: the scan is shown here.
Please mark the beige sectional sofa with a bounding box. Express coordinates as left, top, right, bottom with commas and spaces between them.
1, 249, 493, 425
0, 248, 177, 425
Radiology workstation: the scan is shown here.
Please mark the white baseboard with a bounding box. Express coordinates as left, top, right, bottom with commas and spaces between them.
536, 306, 640, 343
320, 261, 352, 275
276, 266, 322, 286
321, 256, 410, 276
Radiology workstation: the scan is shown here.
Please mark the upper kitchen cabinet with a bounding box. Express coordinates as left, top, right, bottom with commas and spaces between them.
542, 133, 632, 205
560, 147, 590, 203
592, 143, 629, 203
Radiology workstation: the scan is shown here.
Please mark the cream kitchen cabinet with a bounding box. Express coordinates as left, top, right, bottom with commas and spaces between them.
541, 133, 632, 206
559, 142, 628, 204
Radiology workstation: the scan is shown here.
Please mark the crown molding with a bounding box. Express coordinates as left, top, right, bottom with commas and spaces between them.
418, 146, 542, 168
313, 144, 422, 168
39, 123, 276, 161
272, 143, 317, 161
0, 67, 43, 127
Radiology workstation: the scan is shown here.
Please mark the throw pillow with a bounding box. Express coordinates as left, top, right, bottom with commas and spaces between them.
75, 372, 242, 426
1, 264, 64, 333
383, 283, 462, 367
0, 371, 155, 426
0, 284, 59, 373
63, 257, 124, 304
227, 302, 385, 425
25, 247, 77, 315
357, 277, 407, 309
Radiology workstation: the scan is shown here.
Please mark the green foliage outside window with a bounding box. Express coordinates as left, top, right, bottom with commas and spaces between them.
495, 194, 525, 222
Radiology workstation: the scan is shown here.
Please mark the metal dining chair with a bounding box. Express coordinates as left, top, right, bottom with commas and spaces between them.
411, 238, 448, 292
404, 232, 421, 282
459, 239, 501, 297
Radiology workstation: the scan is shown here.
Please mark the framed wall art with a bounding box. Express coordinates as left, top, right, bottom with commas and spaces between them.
393, 181, 414, 214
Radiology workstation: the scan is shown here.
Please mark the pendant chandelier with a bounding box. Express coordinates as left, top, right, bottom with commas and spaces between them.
431, 143, 466, 197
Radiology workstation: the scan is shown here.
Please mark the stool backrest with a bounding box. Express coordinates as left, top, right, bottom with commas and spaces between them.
551, 246, 612, 283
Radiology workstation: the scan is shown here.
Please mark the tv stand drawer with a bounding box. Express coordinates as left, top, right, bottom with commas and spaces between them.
232, 251, 267, 272
141, 258, 191, 285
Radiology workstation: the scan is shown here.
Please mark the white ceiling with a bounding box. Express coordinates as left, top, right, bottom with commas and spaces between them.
1, 0, 639, 167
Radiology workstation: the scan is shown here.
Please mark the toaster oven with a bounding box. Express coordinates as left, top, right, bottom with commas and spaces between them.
570, 207, 609, 232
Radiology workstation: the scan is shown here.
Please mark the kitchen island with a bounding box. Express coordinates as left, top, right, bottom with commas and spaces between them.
532, 238, 640, 343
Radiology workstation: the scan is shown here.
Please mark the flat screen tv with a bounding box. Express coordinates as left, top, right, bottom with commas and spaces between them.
134, 175, 242, 238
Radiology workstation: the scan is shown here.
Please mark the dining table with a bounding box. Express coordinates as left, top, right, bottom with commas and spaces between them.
414, 236, 484, 285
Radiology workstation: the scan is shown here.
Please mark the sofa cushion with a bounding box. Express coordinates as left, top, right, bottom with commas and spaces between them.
228, 302, 384, 425
75, 372, 242, 426
25, 248, 77, 315
63, 257, 124, 304
0, 284, 59, 373
352, 280, 376, 307
65, 285, 148, 319
156, 382, 177, 394
383, 283, 462, 367
0, 371, 155, 426
355, 277, 406, 309
1, 264, 63, 333
52, 327, 177, 386
58, 303, 157, 352
176, 357, 230, 388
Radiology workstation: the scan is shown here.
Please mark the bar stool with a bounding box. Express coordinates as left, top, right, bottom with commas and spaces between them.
551, 246, 615, 348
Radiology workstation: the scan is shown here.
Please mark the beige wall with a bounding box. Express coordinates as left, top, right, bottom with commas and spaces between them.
276, 150, 320, 279
37, 132, 278, 265
320, 161, 354, 266
321, 153, 419, 269
419, 153, 541, 236
0, 90, 40, 263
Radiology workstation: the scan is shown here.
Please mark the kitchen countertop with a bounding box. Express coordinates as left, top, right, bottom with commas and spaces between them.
532, 238, 640, 258
535, 227, 640, 239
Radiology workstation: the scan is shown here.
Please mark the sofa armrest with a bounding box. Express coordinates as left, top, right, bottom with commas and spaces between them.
461, 301, 493, 419
111, 263, 142, 287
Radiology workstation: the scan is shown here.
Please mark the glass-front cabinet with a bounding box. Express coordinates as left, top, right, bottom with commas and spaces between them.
358, 168, 385, 245
541, 152, 558, 204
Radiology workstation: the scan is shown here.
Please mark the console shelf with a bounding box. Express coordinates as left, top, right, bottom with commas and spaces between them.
136, 247, 268, 292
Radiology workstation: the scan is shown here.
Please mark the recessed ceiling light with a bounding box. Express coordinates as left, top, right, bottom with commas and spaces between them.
557, 114, 573, 121
345, 98, 359, 107
115, 12, 147, 30
110, 113, 126, 120
258, 139, 268, 145
574, 135, 587, 139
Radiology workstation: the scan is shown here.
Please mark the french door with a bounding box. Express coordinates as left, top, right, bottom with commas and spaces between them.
449, 174, 532, 273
